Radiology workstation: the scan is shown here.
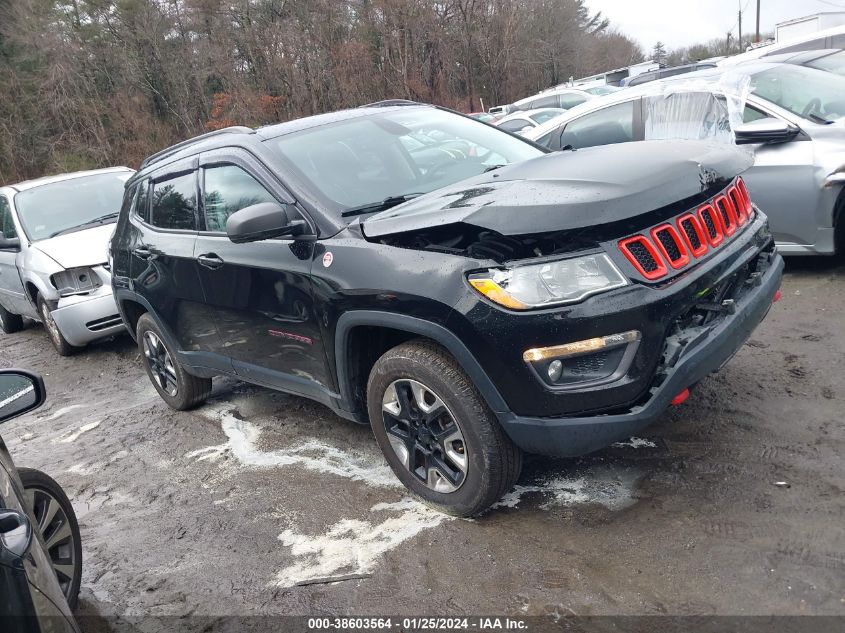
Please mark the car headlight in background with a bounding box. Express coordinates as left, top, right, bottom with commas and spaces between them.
50, 267, 103, 297
468, 253, 628, 310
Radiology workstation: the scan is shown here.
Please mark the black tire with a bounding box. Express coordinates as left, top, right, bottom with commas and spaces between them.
18, 467, 82, 610
136, 313, 211, 410
37, 295, 80, 357
367, 340, 522, 517
0, 303, 23, 334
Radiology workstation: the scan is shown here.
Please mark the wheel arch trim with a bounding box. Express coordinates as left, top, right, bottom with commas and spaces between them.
334, 311, 510, 417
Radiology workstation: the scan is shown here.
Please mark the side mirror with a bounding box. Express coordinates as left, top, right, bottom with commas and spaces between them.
0, 369, 46, 424
226, 202, 312, 244
734, 118, 799, 145
0, 236, 20, 251
0, 510, 33, 559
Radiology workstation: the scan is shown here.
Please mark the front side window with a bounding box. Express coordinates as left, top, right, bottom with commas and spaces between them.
268, 107, 543, 218
13, 172, 131, 241
750, 64, 845, 122
560, 101, 635, 150
151, 173, 197, 231
203, 165, 276, 232
0, 196, 16, 239
498, 118, 532, 133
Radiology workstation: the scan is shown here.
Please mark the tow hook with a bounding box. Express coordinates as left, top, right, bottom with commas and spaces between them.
773, 289, 782, 303
671, 388, 690, 406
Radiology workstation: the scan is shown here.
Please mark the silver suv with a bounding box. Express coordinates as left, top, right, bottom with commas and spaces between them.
0, 168, 133, 354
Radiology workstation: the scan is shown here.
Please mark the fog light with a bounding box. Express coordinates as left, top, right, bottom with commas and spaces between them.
547, 360, 563, 382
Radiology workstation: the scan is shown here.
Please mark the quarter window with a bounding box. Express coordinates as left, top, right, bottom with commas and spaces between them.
202, 165, 276, 232
560, 101, 635, 150
558, 93, 588, 109
151, 173, 197, 231
0, 196, 16, 239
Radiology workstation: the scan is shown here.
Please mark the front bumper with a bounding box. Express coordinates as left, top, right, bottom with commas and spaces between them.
52, 287, 126, 346
498, 250, 784, 456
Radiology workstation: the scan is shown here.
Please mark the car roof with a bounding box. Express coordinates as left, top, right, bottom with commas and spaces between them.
513, 87, 592, 107
718, 23, 845, 66
761, 48, 841, 65
3, 166, 134, 193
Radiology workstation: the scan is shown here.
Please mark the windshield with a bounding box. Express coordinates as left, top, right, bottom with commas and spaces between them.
750, 64, 845, 122
15, 172, 131, 241
268, 108, 543, 218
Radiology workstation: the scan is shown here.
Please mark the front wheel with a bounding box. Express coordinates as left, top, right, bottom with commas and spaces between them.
18, 468, 82, 610
367, 340, 522, 517
38, 296, 80, 356
0, 303, 23, 334
136, 313, 211, 410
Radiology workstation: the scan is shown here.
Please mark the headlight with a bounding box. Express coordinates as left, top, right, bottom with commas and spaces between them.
468, 253, 628, 310
51, 267, 103, 297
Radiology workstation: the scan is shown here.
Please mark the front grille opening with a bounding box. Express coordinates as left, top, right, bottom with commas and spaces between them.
715, 195, 736, 236
86, 314, 123, 331
618, 235, 668, 280
651, 225, 689, 269
728, 187, 747, 225
697, 204, 724, 246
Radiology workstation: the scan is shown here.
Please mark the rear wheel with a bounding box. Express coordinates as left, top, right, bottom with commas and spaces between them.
136, 313, 211, 410
0, 303, 23, 334
367, 340, 522, 517
18, 467, 82, 610
38, 296, 80, 356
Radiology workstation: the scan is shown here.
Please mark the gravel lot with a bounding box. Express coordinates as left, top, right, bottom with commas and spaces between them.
1, 257, 843, 626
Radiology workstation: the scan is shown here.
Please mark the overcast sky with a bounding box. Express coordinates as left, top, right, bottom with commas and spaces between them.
585, 0, 845, 51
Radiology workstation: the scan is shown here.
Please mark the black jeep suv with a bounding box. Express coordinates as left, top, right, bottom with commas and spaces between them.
110, 102, 783, 516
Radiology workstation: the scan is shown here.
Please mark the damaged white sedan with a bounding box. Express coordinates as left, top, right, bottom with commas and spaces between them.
0, 167, 133, 355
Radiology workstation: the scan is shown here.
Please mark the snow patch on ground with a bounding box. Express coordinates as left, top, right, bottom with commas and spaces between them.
273, 499, 450, 587
492, 466, 642, 511
188, 405, 400, 488
57, 420, 101, 443
42, 404, 86, 421
611, 437, 657, 449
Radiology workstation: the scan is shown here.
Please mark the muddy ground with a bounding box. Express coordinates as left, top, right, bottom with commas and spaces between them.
1, 257, 843, 628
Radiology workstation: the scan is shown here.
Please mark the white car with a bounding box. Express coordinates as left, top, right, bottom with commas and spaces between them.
719, 24, 845, 67
494, 108, 566, 135
488, 87, 594, 116
524, 62, 845, 256
0, 167, 134, 354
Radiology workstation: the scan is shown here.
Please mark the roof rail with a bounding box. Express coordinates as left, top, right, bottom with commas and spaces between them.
140, 126, 255, 169
358, 99, 421, 109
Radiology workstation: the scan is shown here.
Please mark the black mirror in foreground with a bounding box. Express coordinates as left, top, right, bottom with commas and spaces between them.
734, 117, 799, 145
0, 236, 21, 251
0, 509, 33, 559
0, 369, 46, 423
226, 202, 312, 244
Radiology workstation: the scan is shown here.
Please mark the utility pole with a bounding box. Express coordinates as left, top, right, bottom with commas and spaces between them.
738, 4, 743, 52
756, 0, 761, 42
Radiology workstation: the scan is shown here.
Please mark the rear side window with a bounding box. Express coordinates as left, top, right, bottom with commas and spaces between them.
498, 118, 532, 133
560, 101, 635, 150
202, 165, 276, 232
558, 93, 588, 109
0, 196, 16, 239
529, 95, 559, 109
151, 173, 197, 231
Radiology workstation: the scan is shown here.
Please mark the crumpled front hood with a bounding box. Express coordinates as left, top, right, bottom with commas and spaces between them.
362, 140, 753, 238
32, 223, 114, 269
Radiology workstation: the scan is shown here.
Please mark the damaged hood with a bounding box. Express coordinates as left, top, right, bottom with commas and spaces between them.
32, 223, 114, 269
362, 140, 753, 238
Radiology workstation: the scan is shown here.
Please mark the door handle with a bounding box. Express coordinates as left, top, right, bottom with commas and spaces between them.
133, 247, 152, 260
197, 253, 224, 270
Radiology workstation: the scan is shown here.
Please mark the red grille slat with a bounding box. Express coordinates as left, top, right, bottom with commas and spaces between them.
616, 177, 755, 282
676, 214, 708, 258
650, 224, 690, 269
618, 235, 668, 281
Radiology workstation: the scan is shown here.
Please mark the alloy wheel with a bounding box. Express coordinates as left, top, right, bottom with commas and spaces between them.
25, 486, 79, 602
381, 379, 468, 493
143, 330, 178, 397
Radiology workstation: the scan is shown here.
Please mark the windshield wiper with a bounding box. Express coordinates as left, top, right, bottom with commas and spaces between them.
484, 164, 507, 173
806, 112, 833, 125
341, 194, 424, 218
47, 213, 119, 238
